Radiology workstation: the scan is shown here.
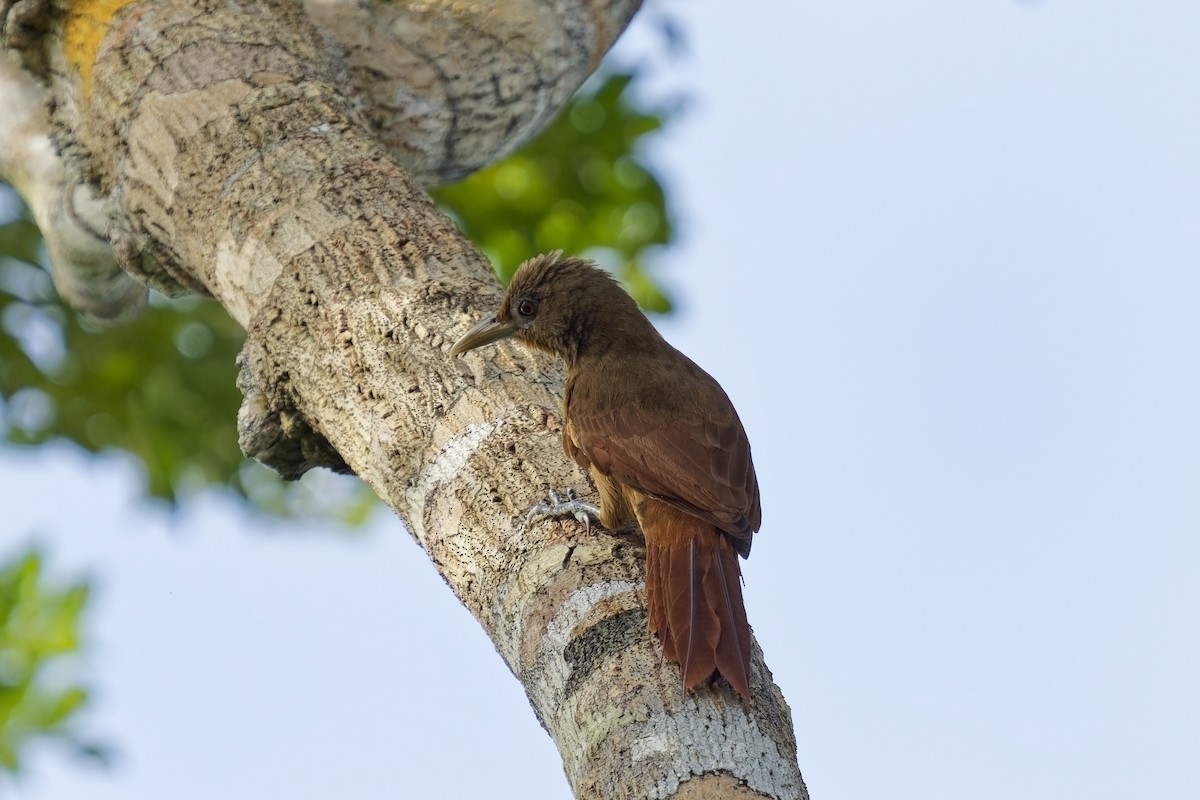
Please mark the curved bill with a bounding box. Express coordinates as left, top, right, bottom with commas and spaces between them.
449, 313, 516, 356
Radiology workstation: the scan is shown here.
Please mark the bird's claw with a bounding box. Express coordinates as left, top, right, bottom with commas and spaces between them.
526, 488, 602, 533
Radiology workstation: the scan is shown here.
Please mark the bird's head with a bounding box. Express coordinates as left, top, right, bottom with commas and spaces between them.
449, 252, 649, 365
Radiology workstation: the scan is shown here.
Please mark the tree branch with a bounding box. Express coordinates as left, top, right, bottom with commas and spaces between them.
4, 0, 807, 796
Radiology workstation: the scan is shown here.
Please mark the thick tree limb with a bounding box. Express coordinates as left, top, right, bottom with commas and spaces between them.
306, 0, 641, 183
3, 1, 807, 796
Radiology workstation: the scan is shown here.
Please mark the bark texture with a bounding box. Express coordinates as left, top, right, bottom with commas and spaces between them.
306, 0, 640, 183
2, 1, 808, 797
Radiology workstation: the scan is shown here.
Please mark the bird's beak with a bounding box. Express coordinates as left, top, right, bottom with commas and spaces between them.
449, 312, 516, 356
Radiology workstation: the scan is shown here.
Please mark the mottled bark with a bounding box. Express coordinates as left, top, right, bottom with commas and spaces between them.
0, 1, 807, 797
306, 0, 640, 183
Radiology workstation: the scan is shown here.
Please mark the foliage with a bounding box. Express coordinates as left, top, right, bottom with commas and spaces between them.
0, 246, 252, 503
0, 547, 106, 775
0, 68, 675, 509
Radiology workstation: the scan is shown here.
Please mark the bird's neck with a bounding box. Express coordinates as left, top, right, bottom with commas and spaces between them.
565, 313, 667, 372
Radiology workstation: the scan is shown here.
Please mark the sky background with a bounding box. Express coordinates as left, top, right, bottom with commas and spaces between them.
5, 0, 1199, 798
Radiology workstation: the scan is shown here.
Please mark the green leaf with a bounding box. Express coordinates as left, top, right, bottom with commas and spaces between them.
0, 219, 43, 267
0, 547, 104, 776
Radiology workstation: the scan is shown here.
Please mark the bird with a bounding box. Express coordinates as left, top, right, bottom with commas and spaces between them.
449, 252, 760, 702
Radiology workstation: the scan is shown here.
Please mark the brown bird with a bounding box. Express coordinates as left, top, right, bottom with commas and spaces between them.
450, 253, 759, 701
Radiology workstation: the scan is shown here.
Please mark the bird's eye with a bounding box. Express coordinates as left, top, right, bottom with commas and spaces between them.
516, 297, 539, 318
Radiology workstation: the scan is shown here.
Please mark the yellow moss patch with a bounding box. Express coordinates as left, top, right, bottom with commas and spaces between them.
63, 0, 140, 97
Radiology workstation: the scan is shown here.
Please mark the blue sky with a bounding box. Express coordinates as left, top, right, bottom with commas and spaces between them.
5, 1, 1199, 798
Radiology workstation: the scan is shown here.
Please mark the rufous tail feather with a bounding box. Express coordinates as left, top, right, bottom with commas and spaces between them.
642, 500, 752, 702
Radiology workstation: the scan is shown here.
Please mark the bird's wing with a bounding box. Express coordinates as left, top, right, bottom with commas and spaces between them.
565, 360, 760, 553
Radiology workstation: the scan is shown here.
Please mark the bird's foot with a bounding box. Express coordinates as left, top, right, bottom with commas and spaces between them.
526, 488, 602, 533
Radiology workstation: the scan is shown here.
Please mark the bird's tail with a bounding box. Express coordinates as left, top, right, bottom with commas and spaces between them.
642, 500, 752, 702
